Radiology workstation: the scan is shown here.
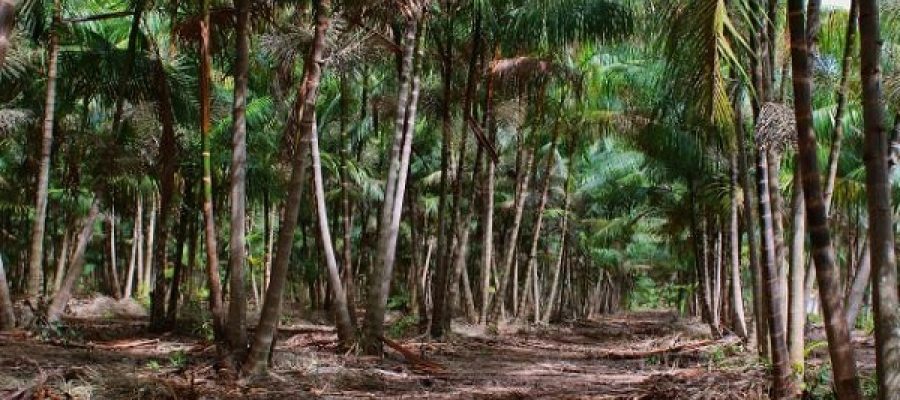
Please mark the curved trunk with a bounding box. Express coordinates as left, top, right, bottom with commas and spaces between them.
729, 155, 748, 339
491, 148, 534, 319
362, 15, 420, 355
309, 112, 356, 349
844, 240, 869, 328
242, 0, 330, 373
48, 200, 101, 323
225, 0, 251, 352
858, 0, 900, 396
786, 0, 861, 398
27, 1, 61, 297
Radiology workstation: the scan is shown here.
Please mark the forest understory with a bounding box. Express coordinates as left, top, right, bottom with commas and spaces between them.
0, 303, 878, 399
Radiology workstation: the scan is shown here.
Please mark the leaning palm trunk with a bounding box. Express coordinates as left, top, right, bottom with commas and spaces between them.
225, 0, 251, 352
0, 0, 15, 66
491, 148, 534, 319
756, 148, 792, 398
48, 200, 101, 323
518, 125, 560, 322
786, 1, 862, 398
858, 0, 900, 397
0, 253, 15, 330
26, 0, 61, 297
242, 0, 330, 374
309, 113, 355, 349
362, 14, 422, 354
198, 0, 225, 337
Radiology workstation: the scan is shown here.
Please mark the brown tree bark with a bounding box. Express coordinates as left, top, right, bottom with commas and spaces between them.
27, 0, 61, 298
363, 13, 422, 354
242, 0, 331, 373
786, 0, 861, 398
858, 0, 900, 396
0, 253, 15, 330
48, 200, 101, 323
225, 0, 251, 353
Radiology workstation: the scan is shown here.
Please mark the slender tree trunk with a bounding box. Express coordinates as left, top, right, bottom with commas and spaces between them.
756, 148, 792, 398
845, 239, 869, 328
125, 196, 142, 299
310, 112, 356, 349
198, 0, 225, 337
339, 74, 357, 323
143, 195, 156, 295
149, 52, 180, 331
491, 148, 534, 319
858, 1, 900, 397
787, 166, 806, 374
167, 188, 191, 324
225, 0, 251, 352
108, 214, 121, 299
729, 156, 749, 338
362, 14, 420, 355
242, 0, 330, 373
27, 0, 61, 298
0, 0, 15, 66
823, 0, 858, 211
48, 200, 101, 323
53, 229, 69, 293
479, 60, 497, 324
786, 1, 862, 398
0, 253, 15, 330
431, 35, 453, 337
544, 187, 570, 324
767, 152, 788, 332
736, 94, 766, 354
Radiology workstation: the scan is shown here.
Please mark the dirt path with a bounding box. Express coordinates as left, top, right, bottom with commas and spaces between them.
0, 311, 769, 399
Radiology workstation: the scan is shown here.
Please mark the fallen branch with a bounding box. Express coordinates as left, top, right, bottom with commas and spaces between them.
377, 335, 445, 374
592, 337, 738, 360
94, 338, 159, 350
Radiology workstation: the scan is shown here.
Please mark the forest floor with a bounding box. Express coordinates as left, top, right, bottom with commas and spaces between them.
0, 299, 876, 399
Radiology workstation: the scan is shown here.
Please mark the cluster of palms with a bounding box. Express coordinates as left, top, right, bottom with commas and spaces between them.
1, 0, 900, 397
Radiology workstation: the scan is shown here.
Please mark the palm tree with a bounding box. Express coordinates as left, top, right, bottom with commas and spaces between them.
226, 0, 251, 353
362, 4, 423, 354
858, 0, 900, 397
785, 0, 861, 398
26, 0, 61, 298
198, 0, 225, 338
243, 0, 332, 373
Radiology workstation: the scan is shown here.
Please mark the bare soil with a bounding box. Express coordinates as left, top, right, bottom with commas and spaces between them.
0, 309, 818, 399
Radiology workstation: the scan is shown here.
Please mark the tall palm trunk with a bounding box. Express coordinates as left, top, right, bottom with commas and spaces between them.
198, 0, 225, 336
53, 229, 69, 292
242, 0, 330, 373
0, 253, 14, 330
756, 148, 791, 398
149, 51, 180, 331
491, 147, 534, 319
363, 14, 421, 354
735, 93, 766, 353
786, 1, 861, 398
27, 0, 61, 297
124, 195, 142, 299
787, 166, 805, 372
479, 52, 497, 324
0, 0, 16, 67
310, 112, 355, 348
225, 0, 251, 352
48, 200, 101, 323
518, 124, 560, 321
730, 156, 748, 339
858, 0, 900, 397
